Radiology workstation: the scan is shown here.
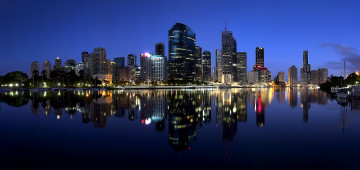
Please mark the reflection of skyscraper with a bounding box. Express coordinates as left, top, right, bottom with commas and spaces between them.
301, 88, 310, 122
255, 92, 265, 127
168, 91, 196, 151
90, 96, 112, 128
288, 88, 298, 108
202, 91, 211, 123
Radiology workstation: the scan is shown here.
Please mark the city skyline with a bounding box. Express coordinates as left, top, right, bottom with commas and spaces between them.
1, 0, 360, 78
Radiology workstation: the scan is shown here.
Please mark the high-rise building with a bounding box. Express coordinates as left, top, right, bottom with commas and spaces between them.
195, 46, 203, 81
215, 49, 222, 82
247, 71, 258, 84
140, 53, 166, 82
202, 51, 211, 82
318, 68, 328, 84
42, 60, 51, 78
251, 47, 271, 84
300, 50, 311, 85
114, 57, 125, 67
222, 26, 237, 84
30, 61, 39, 78
237, 52, 247, 84
288, 65, 298, 86
276, 72, 285, 83
168, 23, 196, 81
127, 54, 137, 67
155, 43, 165, 57
64, 58, 76, 73
82, 47, 112, 82
256, 47, 264, 67
53, 57, 62, 70
310, 70, 320, 85
81, 52, 89, 63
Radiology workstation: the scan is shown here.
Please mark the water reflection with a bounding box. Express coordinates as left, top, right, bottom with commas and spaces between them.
0, 88, 356, 151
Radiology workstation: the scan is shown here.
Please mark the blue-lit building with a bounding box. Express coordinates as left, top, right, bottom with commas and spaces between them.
168, 23, 196, 81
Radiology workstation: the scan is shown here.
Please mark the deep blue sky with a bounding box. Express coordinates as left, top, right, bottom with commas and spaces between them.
1, 0, 360, 79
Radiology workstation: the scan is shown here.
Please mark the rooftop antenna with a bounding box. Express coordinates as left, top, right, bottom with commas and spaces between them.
225, 20, 227, 31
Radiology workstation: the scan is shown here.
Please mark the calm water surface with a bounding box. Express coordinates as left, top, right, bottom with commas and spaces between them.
1, 88, 360, 169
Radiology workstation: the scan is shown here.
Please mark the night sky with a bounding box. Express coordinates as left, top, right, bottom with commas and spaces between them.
1, 0, 360, 79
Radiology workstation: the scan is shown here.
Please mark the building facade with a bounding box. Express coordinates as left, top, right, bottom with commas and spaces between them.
300, 50, 311, 85
195, 46, 203, 81
215, 49, 222, 82
288, 65, 298, 86
64, 58, 76, 73
256, 47, 264, 67
221, 27, 237, 84
127, 54, 137, 67
202, 51, 211, 82
318, 68, 328, 84
30, 61, 39, 78
277, 72, 285, 83
140, 53, 167, 83
168, 23, 196, 81
53, 57, 62, 70
237, 52, 247, 84
114, 57, 125, 67
42, 60, 51, 78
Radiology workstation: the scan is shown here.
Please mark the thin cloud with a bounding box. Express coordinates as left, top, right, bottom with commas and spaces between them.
321, 43, 360, 75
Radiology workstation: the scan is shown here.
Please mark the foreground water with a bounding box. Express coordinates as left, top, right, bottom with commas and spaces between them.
0, 88, 359, 169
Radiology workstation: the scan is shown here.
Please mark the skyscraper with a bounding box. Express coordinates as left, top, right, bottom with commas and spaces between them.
42, 60, 51, 78
168, 23, 196, 81
195, 46, 203, 81
82, 47, 112, 82
300, 50, 311, 85
127, 54, 137, 67
64, 58, 76, 73
30, 61, 39, 78
222, 26, 237, 84
215, 49, 222, 82
155, 43, 165, 57
53, 57, 62, 70
256, 47, 264, 67
202, 51, 211, 82
237, 52, 247, 84
318, 68, 328, 84
288, 65, 298, 86
277, 71, 285, 83
252, 47, 271, 84
114, 57, 125, 67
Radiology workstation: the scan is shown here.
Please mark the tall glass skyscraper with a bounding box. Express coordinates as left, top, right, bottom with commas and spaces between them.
256, 47, 264, 67
168, 23, 196, 81
222, 26, 237, 84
